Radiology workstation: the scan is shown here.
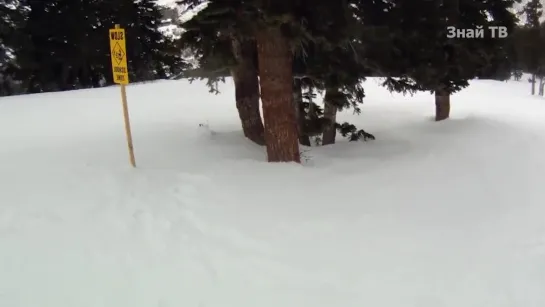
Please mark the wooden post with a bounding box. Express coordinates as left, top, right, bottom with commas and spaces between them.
115, 24, 135, 167
120, 81, 135, 167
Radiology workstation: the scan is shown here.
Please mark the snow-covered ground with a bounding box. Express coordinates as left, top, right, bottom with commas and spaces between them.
1, 77, 545, 307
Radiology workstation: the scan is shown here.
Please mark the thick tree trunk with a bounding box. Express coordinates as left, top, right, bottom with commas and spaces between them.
531, 74, 536, 95
294, 79, 311, 146
322, 88, 338, 145
230, 36, 265, 145
435, 86, 450, 121
255, 26, 300, 163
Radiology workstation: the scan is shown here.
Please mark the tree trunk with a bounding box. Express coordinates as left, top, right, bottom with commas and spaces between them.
230, 36, 265, 145
58, 64, 71, 91
539, 77, 544, 96
255, 26, 300, 163
322, 88, 338, 145
294, 79, 310, 146
531, 74, 536, 95
79, 62, 92, 88
435, 86, 450, 121
90, 67, 101, 87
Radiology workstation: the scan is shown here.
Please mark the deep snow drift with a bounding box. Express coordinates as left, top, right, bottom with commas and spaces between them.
1, 77, 545, 307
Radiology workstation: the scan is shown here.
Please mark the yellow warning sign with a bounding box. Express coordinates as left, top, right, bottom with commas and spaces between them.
109, 27, 129, 84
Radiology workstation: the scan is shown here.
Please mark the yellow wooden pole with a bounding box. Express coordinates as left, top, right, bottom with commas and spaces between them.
120, 83, 135, 167
115, 24, 135, 167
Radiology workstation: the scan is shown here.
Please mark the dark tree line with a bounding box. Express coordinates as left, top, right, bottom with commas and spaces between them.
510, 0, 545, 95
0, 0, 184, 95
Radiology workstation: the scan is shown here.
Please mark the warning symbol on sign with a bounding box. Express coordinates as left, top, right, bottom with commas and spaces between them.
112, 42, 125, 65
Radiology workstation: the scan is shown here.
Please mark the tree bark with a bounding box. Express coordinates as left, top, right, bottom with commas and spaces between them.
255, 26, 300, 163
435, 86, 450, 121
531, 74, 536, 95
322, 88, 338, 145
539, 77, 544, 96
230, 36, 265, 145
294, 79, 311, 146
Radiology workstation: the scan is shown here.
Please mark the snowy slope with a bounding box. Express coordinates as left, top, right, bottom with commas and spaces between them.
1, 78, 545, 307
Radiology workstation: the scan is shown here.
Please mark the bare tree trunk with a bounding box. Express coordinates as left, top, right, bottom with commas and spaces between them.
435, 86, 450, 121
438, 0, 456, 121
294, 79, 310, 146
539, 77, 544, 96
322, 88, 338, 145
256, 26, 300, 163
531, 74, 536, 95
230, 36, 265, 145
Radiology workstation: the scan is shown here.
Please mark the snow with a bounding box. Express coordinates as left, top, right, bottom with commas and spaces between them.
158, 23, 182, 39
1, 77, 545, 307
155, 0, 177, 7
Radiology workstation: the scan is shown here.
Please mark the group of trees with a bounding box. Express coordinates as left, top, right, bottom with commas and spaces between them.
0, 0, 183, 95
2, 0, 539, 164
178, 0, 519, 162
511, 0, 545, 95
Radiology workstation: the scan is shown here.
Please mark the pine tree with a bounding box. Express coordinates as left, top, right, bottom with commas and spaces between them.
251, 0, 305, 162
291, 23, 375, 145
180, 0, 377, 154
180, 2, 265, 145
0, 0, 24, 95
520, 0, 543, 94
385, 0, 518, 120
12, 0, 184, 93
0, 1, 15, 68
230, 35, 265, 145
14, 0, 105, 92
111, 0, 184, 82
177, 0, 305, 162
